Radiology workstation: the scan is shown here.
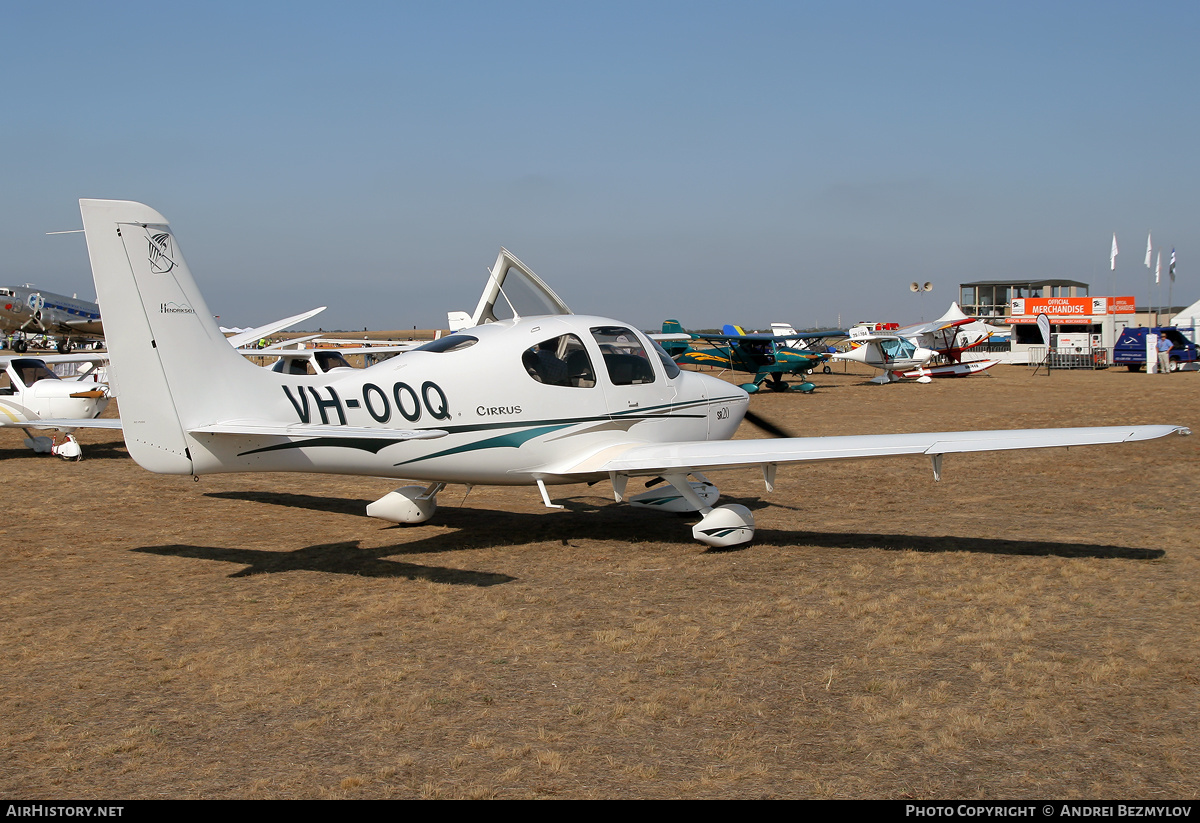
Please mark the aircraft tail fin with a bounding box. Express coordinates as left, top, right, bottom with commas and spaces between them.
721, 324, 746, 336
662, 319, 684, 335
79, 199, 264, 475
447, 310, 473, 332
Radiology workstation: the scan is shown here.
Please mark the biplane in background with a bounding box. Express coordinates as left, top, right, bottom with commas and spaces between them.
655, 320, 846, 393
834, 303, 999, 384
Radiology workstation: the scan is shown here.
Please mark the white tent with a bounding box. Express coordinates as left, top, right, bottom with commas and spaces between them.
1171, 298, 1200, 342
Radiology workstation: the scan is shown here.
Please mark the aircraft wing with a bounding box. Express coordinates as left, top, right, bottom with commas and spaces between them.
0, 353, 107, 367
895, 303, 975, 337
62, 319, 105, 336
555, 425, 1188, 478
240, 343, 415, 360
678, 331, 786, 344
4, 418, 448, 441
224, 307, 327, 349
846, 330, 904, 343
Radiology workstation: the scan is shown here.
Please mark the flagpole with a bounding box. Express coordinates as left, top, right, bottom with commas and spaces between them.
1168, 249, 1177, 326
1155, 251, 1162, 326
1145, 232, 1153, 327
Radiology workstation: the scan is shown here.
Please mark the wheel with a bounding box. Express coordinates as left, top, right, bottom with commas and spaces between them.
13, 339, 27, 353
1170, 360, 1180, 372
822, 365, 832, 374
56, 340, 73, 354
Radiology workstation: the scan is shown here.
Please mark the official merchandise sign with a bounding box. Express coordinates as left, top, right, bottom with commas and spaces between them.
1009, 296, 1135, 323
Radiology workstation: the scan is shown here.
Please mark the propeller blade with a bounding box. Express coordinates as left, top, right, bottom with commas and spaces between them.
743, 409, 795, 439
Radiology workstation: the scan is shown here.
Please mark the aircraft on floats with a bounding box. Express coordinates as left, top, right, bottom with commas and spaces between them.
833, 303, 999, 384
0, 353, 118, 458
76, 199, 1188, 548
1, 285, 103, 353
655, 320, 845, 394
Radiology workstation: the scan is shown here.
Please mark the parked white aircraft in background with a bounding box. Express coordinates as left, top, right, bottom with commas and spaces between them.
832, 329, 941, 383
1, 285, 103, 353
1, 308, 338, 459
0, 353, 119, 458
77, 199, 1188, 547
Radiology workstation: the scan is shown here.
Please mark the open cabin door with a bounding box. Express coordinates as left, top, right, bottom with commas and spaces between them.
464, 248, 572, 328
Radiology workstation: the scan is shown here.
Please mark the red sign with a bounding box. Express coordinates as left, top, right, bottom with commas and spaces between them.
1009, 296, 1135, 319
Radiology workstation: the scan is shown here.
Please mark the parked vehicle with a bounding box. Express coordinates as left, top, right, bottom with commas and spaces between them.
1113, 327, 1199, 372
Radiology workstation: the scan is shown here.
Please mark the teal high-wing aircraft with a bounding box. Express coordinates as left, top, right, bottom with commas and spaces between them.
655, 320, 847, 393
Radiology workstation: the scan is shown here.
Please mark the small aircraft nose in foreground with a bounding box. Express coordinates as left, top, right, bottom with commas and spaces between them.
0, 355, 118, 458
77, 199, 1188, 548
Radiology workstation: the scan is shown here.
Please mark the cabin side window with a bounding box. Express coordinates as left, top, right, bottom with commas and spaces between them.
590, 326, 656, 385
522, 334, 595, 388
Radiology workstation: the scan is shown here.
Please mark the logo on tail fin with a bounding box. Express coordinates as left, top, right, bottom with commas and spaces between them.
147, 231, 177, 274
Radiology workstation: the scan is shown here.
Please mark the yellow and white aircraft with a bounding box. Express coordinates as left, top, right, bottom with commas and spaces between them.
77, 199, 1189, 547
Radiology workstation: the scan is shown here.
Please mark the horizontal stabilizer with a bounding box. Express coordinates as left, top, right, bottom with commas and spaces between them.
3, 418, 123, 431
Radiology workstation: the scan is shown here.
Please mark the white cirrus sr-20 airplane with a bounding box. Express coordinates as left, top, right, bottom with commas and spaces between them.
78, 199, 1189, 548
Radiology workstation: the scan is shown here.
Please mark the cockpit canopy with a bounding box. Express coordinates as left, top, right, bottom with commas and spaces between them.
879, 338, 918, 359
466, 249, 572, 327
6, 358, 59, 388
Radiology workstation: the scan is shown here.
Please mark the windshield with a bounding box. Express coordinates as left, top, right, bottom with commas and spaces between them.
12, 359, 59, 387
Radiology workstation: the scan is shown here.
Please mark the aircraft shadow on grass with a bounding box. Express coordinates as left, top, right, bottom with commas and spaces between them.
133, 541, 517, 585
191, 491, 1164, 563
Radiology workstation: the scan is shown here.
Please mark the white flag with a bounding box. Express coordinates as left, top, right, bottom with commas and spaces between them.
1170, 248, 1176, 282
1145, 232, 1152, 268
1111, 233, 1119, 271
1156, 251, 1161, 284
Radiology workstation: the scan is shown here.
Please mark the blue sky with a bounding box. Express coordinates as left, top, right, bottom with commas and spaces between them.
2, 1, 1197, 330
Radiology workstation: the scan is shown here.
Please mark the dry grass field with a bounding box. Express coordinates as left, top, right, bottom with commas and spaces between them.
2, 362, 1197, 799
